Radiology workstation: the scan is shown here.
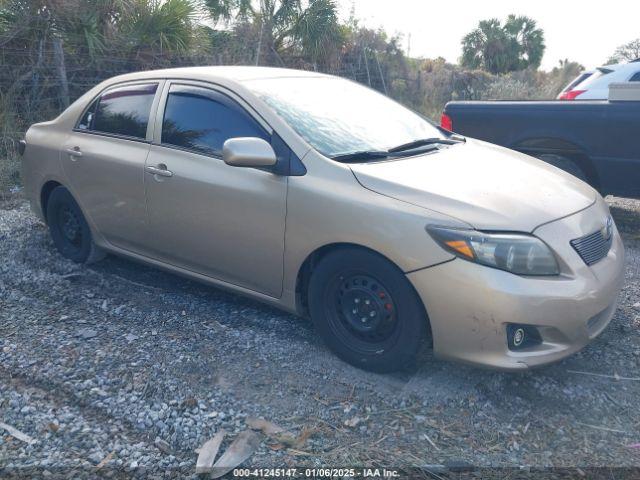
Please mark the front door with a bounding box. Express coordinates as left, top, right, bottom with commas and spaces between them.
61, 82, 161, 252
143, 83, 288, 297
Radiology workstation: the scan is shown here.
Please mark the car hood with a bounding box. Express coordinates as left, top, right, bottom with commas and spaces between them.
349, 140, 596, 232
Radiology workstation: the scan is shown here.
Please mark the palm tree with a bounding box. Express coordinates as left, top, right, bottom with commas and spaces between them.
55, 0, 131, 59
461, 19, 512, 74
292, 0, 342, 67
203, 0, 342, 67
504, 15, 545, 70
461, 15, 545, 74
123, 0, 201, 56
0, 0, 202, 61
0, 0, 52, 48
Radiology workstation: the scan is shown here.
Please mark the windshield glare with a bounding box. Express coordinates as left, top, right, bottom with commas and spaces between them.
245, 76, 443, 158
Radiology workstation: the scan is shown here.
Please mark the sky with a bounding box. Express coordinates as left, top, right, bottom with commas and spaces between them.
338, 0, 639, 71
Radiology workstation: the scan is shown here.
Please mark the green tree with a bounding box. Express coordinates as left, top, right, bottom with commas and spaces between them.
504, 15, 545, 70
122, 0, 201, 55
339, 24, 407, 95
606, 38, 640, 64
461, 15, 545, 74
461, 19, 512, 74
292, 0, 342, 67
203, 0, 343, 67
55, 0, 132, 59
0, 0, 203, 59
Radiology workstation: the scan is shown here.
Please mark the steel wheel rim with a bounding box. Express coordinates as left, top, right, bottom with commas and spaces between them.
325, 272, 400, 353
58, 206, 82, 249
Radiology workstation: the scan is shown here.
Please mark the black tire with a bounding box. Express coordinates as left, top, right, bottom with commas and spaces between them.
308, 248, 427, 373
46, 186, 105, 264
536, 154, 588, 183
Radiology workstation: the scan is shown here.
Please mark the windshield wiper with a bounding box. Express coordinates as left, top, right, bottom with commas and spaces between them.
331, 150, 391, 163
332, 136, 466, 163
388, 137, 464, 153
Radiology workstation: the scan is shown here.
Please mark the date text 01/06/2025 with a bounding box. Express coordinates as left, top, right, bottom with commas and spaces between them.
232, 468, 401, 477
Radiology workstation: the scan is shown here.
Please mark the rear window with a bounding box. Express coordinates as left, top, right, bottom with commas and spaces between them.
574, 69, 612, 90
89, 83, 158, 139
77, 99, 99, 131
562, 72, 592, 92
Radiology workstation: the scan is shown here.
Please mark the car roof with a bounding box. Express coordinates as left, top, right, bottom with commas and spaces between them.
601, 61, 640, 71
106, 66, 332, 85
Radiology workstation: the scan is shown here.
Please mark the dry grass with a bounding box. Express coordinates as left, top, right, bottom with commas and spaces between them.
0, 94, 22, 195
0, 153, 20, 198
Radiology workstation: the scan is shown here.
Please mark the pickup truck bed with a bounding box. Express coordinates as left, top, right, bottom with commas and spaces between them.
442, 97, 640, 198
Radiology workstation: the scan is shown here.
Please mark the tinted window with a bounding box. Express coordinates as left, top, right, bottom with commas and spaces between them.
563, 72, 592, 92
575, 68, 611, 90
77, 98, 99, 130
92, 83, 158, 139
161, 85, 268, 156
630, 72, 640, 82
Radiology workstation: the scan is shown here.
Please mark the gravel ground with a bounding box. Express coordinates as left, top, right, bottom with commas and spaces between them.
1, 194, 639, 478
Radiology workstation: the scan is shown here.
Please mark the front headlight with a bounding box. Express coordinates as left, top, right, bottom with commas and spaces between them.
427, 226, 559, 276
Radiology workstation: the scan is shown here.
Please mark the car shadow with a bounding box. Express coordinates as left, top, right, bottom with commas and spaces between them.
610, 204, 640, 235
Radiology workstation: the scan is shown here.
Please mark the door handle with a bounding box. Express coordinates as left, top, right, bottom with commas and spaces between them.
145, 165, 173, 178
65, 147, 83, 158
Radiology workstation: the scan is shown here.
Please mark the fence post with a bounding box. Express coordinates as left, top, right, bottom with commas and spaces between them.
255, 0, 265, 66
30, 39, 45, 109
374, 51, 388, 95
362, 47, 371, 87
52, 38, 70, 109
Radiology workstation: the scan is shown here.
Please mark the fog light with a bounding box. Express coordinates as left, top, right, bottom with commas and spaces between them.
513, 328, 525, 347
507, 324, 542, 351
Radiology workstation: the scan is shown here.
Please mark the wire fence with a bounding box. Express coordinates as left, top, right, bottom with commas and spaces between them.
0, 41, 405, 148
3, 49, 393, 102
0, 38, 410, 191
0, 30, 576, 192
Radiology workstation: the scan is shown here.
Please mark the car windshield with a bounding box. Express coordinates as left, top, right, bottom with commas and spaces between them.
245, 76, 445, 159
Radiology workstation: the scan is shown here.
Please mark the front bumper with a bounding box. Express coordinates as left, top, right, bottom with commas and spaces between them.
408, 199, 625, 370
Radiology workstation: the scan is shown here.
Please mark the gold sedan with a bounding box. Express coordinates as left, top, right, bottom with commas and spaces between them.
21, 67, 625, 372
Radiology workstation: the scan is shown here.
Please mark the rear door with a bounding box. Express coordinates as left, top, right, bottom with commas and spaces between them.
600, 101, 640, 197
143, 81, 288, 297
61, 81, 163, 252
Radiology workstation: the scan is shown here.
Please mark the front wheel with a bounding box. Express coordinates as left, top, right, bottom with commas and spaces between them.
308, 248, 427, 372
46, 186, 105, 264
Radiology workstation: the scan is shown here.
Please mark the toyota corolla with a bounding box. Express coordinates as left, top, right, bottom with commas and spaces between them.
21, 67, 625, 372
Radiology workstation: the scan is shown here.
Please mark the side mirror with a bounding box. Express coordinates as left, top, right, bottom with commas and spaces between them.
222, 137, 277, 168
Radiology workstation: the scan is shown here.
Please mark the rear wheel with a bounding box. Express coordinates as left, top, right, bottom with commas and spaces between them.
535, 154, 588, 183
308, 248, 427, 372
46, 186, 105, 264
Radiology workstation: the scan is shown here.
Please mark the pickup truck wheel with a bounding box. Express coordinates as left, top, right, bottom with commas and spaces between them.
308, 248, 426, 373
535, 154, 587, 183
46, 186, 105, 264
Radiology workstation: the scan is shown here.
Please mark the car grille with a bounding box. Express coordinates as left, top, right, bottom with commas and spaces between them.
571, 229, 612, 266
